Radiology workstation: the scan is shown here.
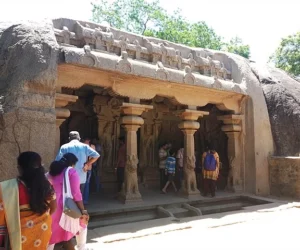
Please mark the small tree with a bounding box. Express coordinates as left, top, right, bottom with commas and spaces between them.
91, 0, 249, 53
223, 37, 250, 59
270, 32, 300, 77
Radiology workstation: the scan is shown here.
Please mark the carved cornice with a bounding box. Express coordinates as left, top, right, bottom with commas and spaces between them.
53, 18, 234, 82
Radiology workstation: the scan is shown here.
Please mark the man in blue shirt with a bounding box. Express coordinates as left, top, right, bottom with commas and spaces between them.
161, 150, 177, 194
56, 131, 100, 194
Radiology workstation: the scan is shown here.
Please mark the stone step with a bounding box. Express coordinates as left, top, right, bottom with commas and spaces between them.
165, 207, 190, 218
89, 209, 165, 229
198, 202, 244, 215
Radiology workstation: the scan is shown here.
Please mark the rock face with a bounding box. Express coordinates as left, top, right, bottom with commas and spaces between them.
0, 20, 58, 181
251, 64, 300, 156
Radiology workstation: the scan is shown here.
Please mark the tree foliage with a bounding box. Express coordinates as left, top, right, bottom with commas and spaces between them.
223, 37, 250, 59
91, 0, 248, 56
270, 32, 300, 76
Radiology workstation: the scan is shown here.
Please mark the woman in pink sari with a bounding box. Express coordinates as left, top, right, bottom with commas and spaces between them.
47, 153, 89, 250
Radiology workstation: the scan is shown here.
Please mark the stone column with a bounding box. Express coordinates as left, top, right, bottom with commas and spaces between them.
218, 115, 244, 192
119, 102, 153, 204
177, 109, 209, 198
55, 93, 78, 155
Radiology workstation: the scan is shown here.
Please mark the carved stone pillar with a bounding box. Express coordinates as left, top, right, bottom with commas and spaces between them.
55, 93, 78, 155
177, 109, 209, 198
119, 103, 153, 203
218, 115, 244, 192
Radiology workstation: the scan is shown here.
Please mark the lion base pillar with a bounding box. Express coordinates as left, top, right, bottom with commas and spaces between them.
176, 110, 209, 198
218, 115, 244, 193
118, 103, 153, 204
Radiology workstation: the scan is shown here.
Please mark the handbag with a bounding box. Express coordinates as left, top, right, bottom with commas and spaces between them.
63, 167, 82, 219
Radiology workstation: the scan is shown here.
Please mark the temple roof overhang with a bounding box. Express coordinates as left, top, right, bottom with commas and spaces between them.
54, 18, 247, 114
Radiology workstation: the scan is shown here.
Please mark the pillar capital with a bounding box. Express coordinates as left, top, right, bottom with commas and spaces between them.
178, 121, 200, 134
175, 109, 209, 121
55, 93, 78, 108
121, 103, 153, 116
218, 114, 243, 133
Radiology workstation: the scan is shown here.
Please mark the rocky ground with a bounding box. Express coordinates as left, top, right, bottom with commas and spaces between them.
85, 200, 300, 250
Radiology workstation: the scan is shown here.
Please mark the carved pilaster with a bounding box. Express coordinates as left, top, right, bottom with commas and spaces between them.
119, 103, 153, 204
55, 93, 78, 155
218, 115, 244, 192
176, 110, 209, 198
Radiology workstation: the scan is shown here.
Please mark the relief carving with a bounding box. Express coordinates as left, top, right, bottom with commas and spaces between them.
121, 154, 141, 199
176, 50, 182, 70
133, 40, 142, 60
116, 51, 132, 73
118, 35, 129, 53
208, 56, 222, 77
213, 77, 223, 89
182, 155, 198, 193
184, 66, 195, 84
160, 42, 177, 65
182, 53, 196, 71
155, 62, 169, 81
196, 54, 211, 76
220, 63, 231, 80
81, 45, 98, 67
102, 121, 114, 169
94, 27, 114, 52
142, 124, 154, 168
54, 26, 75, 45
144, 38, 162, 64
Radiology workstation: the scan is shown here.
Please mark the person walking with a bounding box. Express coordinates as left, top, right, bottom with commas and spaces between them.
0, 152, 56, 250
202, 145, 220, 197
161, 150, 177, 194
56, 131, 100, 196
47, 153, 89, 250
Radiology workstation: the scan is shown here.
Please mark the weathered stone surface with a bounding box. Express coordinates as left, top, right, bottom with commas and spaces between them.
251, 64, 300, 156
0, 20, 58, 181
269, 157, 300, 198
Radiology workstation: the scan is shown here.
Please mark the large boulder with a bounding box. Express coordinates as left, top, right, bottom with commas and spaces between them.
0, 20, 58, 181
251, 64, 300, 156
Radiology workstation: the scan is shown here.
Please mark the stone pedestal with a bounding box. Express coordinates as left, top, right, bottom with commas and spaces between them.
218, 115, 244, 192
118, 103, 153, 203
177, 109, 209, 198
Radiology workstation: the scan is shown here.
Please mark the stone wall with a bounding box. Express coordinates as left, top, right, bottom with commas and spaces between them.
269, 157, 300, 199
0, 20, 58, 181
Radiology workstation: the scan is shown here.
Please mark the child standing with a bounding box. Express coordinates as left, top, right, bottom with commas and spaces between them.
162, 150, 177, 194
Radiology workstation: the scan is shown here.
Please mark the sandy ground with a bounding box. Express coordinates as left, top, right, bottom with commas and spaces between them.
85, 201, 300, 250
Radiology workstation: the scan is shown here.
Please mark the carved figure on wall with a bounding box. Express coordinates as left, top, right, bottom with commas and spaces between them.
58, 26, 71, 44
155, 62, 169, 80
207, 56, 222, 77
102, 121, 114, 169
116, 51, 132, 73
184, 65, 195, 84
118, 35, 129, 53
133, 40, 142, 60
143, 124, 154, 168
220, 63, 231, 80
182, 155, 198, 193
176, 50, 182, 70
121, 154, 141, 199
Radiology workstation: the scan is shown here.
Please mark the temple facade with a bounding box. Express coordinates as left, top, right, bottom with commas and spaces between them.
52, 18, 263, 203
0, 18, 276, 203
